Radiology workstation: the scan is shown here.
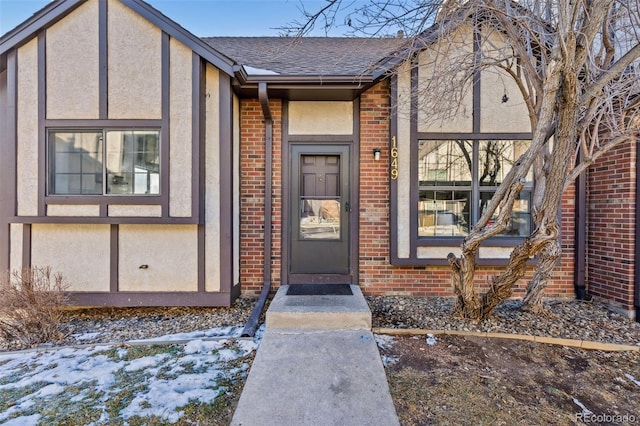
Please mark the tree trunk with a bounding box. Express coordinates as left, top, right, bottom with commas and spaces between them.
521, 231, 562, 311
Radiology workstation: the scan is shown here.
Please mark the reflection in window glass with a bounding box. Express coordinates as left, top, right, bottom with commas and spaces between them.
419, 190, 470, 236
418, 140, 472, 186
106, 131, 160, 195
300, 198, 341, 240
49, 131, 103, 195
478, 140, 532, 186
48, 129, 160, 196
418, 139, 532, 238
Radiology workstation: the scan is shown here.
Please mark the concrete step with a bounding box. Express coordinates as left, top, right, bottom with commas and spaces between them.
266, 285, 372, 330
231, 329, 399, 426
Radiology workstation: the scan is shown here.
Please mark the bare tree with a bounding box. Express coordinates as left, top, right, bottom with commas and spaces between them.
289, 0, 640, 320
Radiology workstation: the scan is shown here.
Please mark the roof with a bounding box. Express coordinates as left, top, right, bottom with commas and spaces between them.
203, 37, 405, 77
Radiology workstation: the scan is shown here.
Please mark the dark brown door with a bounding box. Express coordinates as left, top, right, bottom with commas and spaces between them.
290, 145, 350, 275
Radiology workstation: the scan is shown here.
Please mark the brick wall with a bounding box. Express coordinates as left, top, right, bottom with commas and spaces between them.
357, 81, 576, 298
239, 83, 576, 300
587, 142, 637, 314
239, 99, 282, 295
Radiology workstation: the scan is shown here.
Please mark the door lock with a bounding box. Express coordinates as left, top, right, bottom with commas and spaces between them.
345, 201, 352, 213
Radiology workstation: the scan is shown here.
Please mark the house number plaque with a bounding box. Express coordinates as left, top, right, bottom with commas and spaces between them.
390, 136, 398, 180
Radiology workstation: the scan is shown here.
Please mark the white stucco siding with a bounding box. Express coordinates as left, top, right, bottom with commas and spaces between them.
47, 205, 101, 216
46, 0, 100, 119
16, 39, 39, 217
108, 205, 162, 217
118, 225, 198, 292
9, 224, 23, 273
108, 0, 162, 119
288, 101, 353, 135
169, 38, 193, 218
417, 26, 474, 133
205, 64, 221, 292
417, 246, 461, 259
480, 68, 531, 133
233, 94, 241, 288
31, 224, 111, 292
396, 62, 412, 258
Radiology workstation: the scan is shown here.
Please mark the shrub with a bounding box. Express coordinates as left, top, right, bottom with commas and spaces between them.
0, 266, 70, 347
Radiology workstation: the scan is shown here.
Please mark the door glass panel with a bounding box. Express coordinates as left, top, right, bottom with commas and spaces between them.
300, 197, 341, 240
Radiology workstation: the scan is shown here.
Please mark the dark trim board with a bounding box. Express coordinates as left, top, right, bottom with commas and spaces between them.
635, 141, 640, 315
0, 49, 17, 273
69, 291, 236, 307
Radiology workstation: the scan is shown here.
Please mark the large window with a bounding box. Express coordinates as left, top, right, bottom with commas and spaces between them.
48, 130, 160, 196
418, 139, 532, 238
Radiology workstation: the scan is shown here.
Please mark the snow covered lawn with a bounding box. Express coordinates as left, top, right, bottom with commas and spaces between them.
0, 327, 261, 425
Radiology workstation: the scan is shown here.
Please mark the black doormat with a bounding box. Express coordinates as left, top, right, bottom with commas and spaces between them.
286, 284, 353, 296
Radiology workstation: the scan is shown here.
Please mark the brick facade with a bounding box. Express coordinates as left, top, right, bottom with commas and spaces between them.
587, 143, 637, 314
239, 82, 577, 300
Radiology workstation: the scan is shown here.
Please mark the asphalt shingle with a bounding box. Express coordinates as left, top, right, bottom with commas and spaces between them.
202, 37, 405, 76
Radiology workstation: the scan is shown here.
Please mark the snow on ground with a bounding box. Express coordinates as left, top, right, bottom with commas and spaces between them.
0, 327, 261, 425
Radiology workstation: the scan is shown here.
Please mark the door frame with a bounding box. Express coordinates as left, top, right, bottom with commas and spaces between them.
281, 103, 360, 286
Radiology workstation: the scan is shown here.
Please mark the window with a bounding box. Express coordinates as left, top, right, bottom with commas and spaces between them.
418, 139, 532, 238
48, 130, 160, 195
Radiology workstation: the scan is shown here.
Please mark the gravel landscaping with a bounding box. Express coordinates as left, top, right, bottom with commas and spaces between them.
1, 295, 637, 352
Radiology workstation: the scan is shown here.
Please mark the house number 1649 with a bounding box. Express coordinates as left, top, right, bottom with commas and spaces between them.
390, 136, 398, 180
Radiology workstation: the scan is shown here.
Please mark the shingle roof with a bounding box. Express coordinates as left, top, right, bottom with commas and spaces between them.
202, 37, 405, 76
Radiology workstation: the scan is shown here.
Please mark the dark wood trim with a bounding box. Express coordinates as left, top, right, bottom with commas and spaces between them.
191, 53, 201, 221
416, 236, 526, 247
37, 31, 46, 216
110, 224, 118, 292
197, 59, 206, 293
351, 98, 360, 284
22, 224, 31, 269
10, 216, 199, 225
98, 0, 108, 119
389, 74, 399, 263
69, 291, 234, 307
0, 0, 85, 56
417, 132, 532, 140
0, 49, 17, 273
473, 30, 482, 133
161, 32, 170, 218
409, 59, 419, 258
45, 195, 162, 205
219, 72, 234, 294
635, 141, 640, 311
44, 119, 163, 127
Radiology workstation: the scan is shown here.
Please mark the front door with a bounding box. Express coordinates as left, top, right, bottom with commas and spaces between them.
290, 145, 351, 278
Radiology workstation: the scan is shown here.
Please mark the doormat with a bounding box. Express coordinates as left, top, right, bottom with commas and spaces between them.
286, 284, 353, 296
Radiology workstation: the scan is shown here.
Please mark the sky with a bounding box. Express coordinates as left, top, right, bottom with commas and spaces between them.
0, 0, 357, 38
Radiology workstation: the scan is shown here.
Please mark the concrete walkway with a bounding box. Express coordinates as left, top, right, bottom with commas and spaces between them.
231, 286, 399, 426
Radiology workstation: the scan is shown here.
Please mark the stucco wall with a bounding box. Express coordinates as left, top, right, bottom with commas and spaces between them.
396, 62, 412, 258
16, 39, 39, 217
169, 38, 193, 217
118, 225, 198, 292
288, 101, 353, 135
47, 205, 101, 216
108, 0, 162, 119
108, 205, 162, 217
31, 224, 111, 292
46, 0, 100, 119
9, 224, 23, 273
205, 63, 221, 292
480, 67, 530, 133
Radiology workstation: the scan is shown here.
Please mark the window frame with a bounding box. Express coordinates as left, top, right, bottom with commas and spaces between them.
46, 128, 162, 197
415, 134, 534, 248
